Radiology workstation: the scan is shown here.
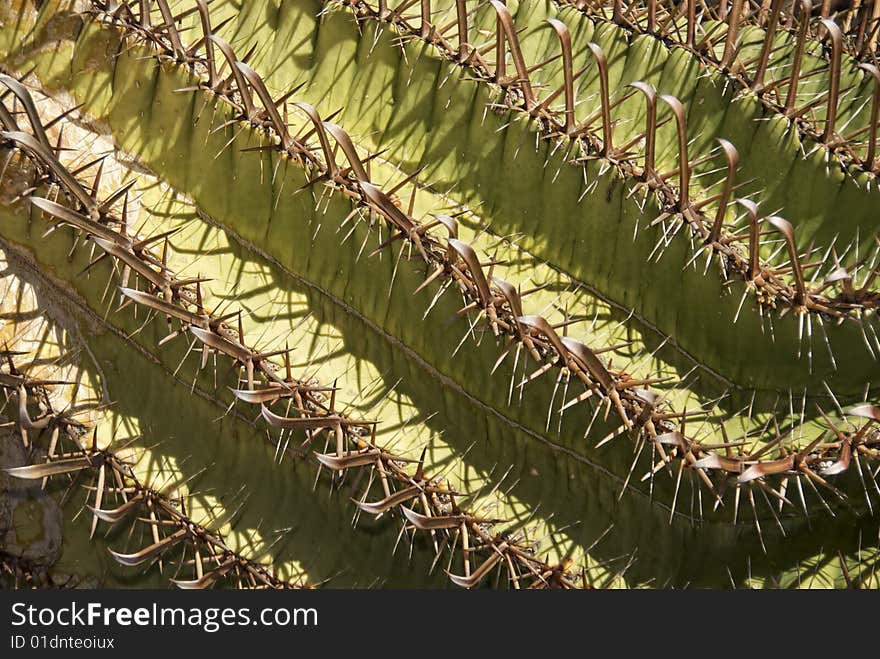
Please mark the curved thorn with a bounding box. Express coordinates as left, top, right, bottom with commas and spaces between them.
629, 82, 657, 179
547, 19, 575, 133
448, 238, 492, 306
401, 506, 467, 530
431, 213, 459, 260
455, 0, 468, 61
819, 18, 844, 143
154, 0, 186, 59
29, 197, 120, 245
229, 387, 291, 405
447, 544, 507, 588
559, 336, 614, 391
765, 215, 807, 305
119, 287, 206, 326
753, 0, 784, 90
685, 0, 697, 49
315, 450, 387, 470
0, 100, 19, 133
90, 236, 170, 289
294, 102, 338, 178
738, 456, 795, 483
260, 404, 373, 431
845, 404, 880, 422
784, 0, 813, 117
586, 42, 613, 154
194, 0, 217, 88
857, 63, 880, 171
5, 132, 94, 212
234, 62, 293, 150
516, 315, 569, 363
419, 0, 432, 40
351, 485, 421, 515
822, 439, 852, 476
489, 0, 535, 108
658, 95, 690, 210
5, 457, 91, 480
190, 326, 252, 362
17, 384, 51, 430
692, 453, 745, 473
709, 139, 739, 243
736, 199, 762, 280
207, 35, 256, 118
721, 0, 746, 69
491, 277, 524, 318
323, 122, 369, 181
108, 528, 188, 567
171, 561, 236, 589
0, 75, 51, 150
138, 0, 151, 28
87, 493, 145, 523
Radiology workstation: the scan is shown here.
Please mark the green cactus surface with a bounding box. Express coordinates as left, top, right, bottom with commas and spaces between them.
1, 0, 879, 590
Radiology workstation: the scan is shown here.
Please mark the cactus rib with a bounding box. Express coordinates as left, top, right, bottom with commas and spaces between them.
2, 92, 603, 588
316, 0, 879, 319
2, 363, 309, 589
65, 2, 880, 507
553, 1, 880, 173
2, 0, 880, 589
85, 0, 880, 347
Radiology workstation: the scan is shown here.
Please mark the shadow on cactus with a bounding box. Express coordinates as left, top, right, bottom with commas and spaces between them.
0, 0, 879, 589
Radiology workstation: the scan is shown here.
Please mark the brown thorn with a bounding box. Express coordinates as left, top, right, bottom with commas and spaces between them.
753, 0, 785, 90
323, 122, 369, 181
709, 138, 740, 244
765, 215, 807, 305
546, 19, 575, 134
419, 0, 432, 40
819, 18, 844, 143
0, 75, 52, 151
784, 1, 814, 117
155, 0, 187, 60
3, 132, 96, 214
489, 0, 535, 108
629, 82, 657, 180
858, 63, 880, 172
193, 0, 217, 88
586, 42, 613, 155
658, 95, 690, 210
294, 103, 338, 178
207, 35, 256, 119
686, 0, 697, 49
235, 62, 295, 151
736, 199, 762, 280
721, 0, 746, 69
455, 0, 468, 61
448, 238, 492, 306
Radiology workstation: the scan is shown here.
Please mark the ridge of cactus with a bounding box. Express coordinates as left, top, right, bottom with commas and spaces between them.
559, 1, 880, 64
0, 249, 310, 588
19, 0, 878, 395
6, 0, 880, 516
36, 0, 880, 504
554, 0, 880, 175
0, 9, 876, 572
1, 0, 879, 589
316, 0, 880, 321
0, 80, 636, 588
0, 154, 470, 588
3, 356, 312, 590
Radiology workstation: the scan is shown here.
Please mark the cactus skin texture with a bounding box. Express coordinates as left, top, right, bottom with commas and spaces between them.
0, 1, 879, 589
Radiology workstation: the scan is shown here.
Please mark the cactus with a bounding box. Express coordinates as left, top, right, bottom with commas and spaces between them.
0, 0, 879, 589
